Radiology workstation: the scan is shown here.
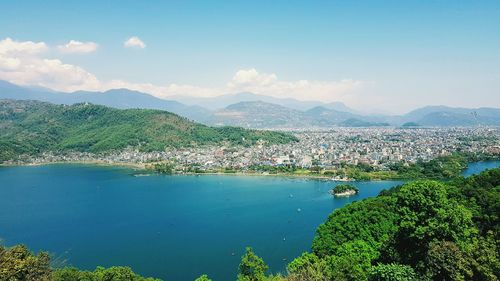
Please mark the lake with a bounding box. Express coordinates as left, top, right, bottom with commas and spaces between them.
0, 161, 498, 281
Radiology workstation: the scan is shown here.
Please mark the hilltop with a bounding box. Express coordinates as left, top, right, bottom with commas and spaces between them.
0, 99, 297, 162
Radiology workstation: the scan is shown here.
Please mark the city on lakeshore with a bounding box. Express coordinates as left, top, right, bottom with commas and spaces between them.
8, 127, 499, 178
1, 1, 500, 281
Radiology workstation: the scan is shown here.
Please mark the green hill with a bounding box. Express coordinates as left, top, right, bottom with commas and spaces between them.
0, 99, 297, 162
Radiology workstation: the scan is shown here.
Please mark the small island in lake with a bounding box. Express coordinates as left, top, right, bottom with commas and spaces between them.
330, 184, 359, 197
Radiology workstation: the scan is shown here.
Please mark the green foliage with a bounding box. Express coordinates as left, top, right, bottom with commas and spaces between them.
368, 263, 417, 281
356, 162, 375, 172
194, 274, 212, 281
248, 165, 300, 174
287, 253, 330, 281
331, 184, 359, 195
0, 244, 51, 281
0, 100, 297, 162
307, 169, 499, 280
249, 154, 471, 181
394, 181, 477, 265
150, 162, 175, 174
0, 244, 160, 281
450, 168, 500, 237
51, 267, 93, 280
425, 241, 472, 281
52, 266, 161, 281
327, 240, 379, 281
388, 154, 467, 179
237, 247, 269, 281
468, 232, 500, 281
313, 196, 399, 257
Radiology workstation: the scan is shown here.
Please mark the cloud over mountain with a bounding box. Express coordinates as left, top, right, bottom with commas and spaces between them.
227, 68, 365, 102
0, 38, 100, 92
0, 37, 365, 104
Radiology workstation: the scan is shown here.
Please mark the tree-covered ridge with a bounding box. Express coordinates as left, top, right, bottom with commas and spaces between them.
0, 99, 297, 162
292, 168, 500, 281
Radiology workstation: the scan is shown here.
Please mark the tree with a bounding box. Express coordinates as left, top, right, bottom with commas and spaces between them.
425, 241, 472, 281
53, 266, 161, 281
237, 247, 269, 281
0, 244, 51, 281
468, 232, 500, 281
331, 184, 359, 195
455, 168, 500, 236
52, 267, 94, 280
287, 252, 330, 281
327, 240, 379, 281
195, 274, 212, 281
313, 196, 399, 257
368, 263, 418, 281
394, 181, 477, 265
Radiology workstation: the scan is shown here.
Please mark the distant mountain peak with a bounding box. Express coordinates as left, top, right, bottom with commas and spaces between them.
1, 80, 498, 128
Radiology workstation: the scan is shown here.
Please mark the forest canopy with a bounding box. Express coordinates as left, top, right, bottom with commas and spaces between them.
0, 100, 297, 162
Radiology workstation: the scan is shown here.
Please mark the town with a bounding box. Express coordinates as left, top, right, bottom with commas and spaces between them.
8, 127, 499, 174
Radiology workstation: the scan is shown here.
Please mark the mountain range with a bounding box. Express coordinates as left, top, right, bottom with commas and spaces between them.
1, 80, 499, 128
0, 80, 211, 122
170, 91, 357, 112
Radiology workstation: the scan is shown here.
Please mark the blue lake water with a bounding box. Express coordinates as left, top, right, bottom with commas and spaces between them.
0, 161, 497, 281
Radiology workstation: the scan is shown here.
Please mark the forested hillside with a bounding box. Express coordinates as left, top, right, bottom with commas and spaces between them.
0, 99, 297, 162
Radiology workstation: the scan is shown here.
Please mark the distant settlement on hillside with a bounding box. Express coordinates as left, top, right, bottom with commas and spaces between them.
8, 127, 499, 176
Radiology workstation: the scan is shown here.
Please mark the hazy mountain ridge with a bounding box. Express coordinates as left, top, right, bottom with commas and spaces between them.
209, 101, 313, 128
171, 92, 328, 111
0, 80, 211, 122
400, 106, 500, 126
1, 80, 499, 128
207, 101, 391, 128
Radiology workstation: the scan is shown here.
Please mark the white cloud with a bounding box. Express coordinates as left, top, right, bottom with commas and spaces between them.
226, 68, 365, 102
102, 69, 365, 102
0, 37, 48, 55
124, 36, 146, 49
0, 37, 365, 104
57, 40, 98, 54
230, 68, 277, 86
0, 38, 100, 92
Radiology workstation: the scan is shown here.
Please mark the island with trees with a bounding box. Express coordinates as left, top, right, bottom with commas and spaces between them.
330, 184, 359, 197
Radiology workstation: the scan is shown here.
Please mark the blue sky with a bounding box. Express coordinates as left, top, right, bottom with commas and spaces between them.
0, 0, 499, 113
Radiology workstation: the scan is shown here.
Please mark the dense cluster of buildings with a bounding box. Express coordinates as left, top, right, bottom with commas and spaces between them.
10, 127, 500, 171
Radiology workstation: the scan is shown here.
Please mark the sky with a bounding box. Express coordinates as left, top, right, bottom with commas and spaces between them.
0, 0, 499, 114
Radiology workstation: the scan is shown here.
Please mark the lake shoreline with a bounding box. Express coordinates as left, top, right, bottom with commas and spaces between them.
0, 161, 497, 281
2, 160, 499, 181
0, 160, 146, 170
0, 161, 337, 180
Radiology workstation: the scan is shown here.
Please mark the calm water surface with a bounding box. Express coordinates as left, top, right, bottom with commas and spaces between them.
0, 161, 497, 281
